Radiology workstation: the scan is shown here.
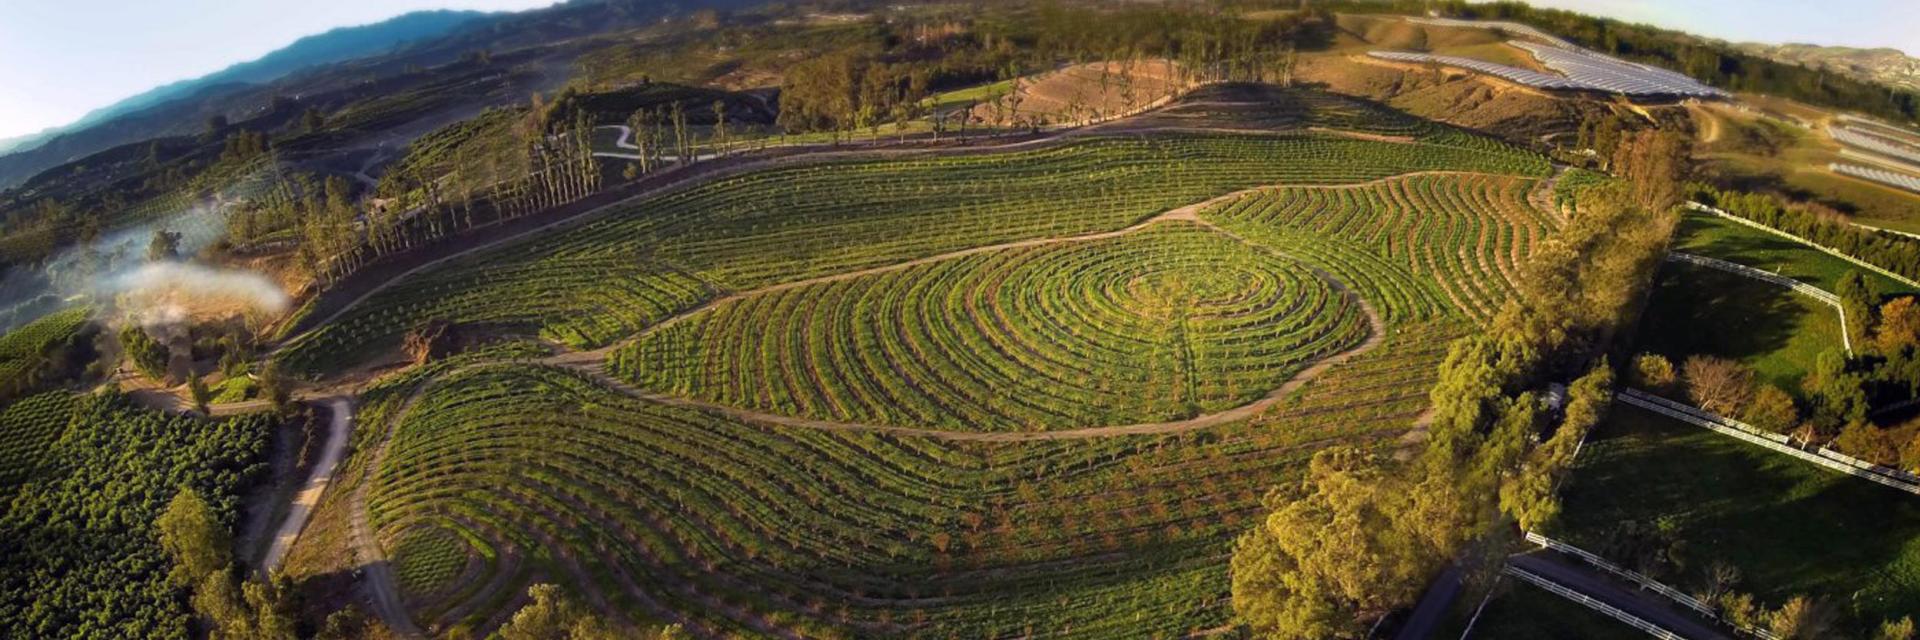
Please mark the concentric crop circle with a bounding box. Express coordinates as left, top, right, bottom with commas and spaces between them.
615, 223, 1369, 431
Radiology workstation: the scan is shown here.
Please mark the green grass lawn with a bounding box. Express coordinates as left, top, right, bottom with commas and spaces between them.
1673, 212, 1916, 294
1551, 404, 1920, 634
924, 79, 1014, 112
1636, 261, 1845, 390
1449, 580, 1646, 640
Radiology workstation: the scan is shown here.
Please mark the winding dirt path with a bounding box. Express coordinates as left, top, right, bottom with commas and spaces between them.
261, 398, 353, 573
347, 390, 426, 637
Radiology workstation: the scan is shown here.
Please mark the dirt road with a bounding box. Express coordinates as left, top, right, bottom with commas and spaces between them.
261, 398, 353, 572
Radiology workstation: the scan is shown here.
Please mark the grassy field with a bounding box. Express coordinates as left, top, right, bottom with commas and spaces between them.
923, 79, 1014, 113
1636, 261, 1845, 390
1697, 101, 1920, 234
1447, 580, 1645, 640
1551, 404, 1920, 635
1672, 212, 1917, 294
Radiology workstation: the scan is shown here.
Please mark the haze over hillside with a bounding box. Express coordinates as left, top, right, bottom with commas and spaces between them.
1736, 42, 1920, 92
0, 8, 500, 181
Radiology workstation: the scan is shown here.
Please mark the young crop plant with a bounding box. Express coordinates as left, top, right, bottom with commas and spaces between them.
279, 129, 1547, 376
360, 325, 1454, 639
613, 222, 1369, 431
1202, 173, 1558, 322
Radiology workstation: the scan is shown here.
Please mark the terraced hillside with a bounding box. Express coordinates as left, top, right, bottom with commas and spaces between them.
363, 322, 1462, 638
274, 89, 1547, 376
613, 222, 1369, 432
271, 86, 1564, 638
1202, 173, 1557, 322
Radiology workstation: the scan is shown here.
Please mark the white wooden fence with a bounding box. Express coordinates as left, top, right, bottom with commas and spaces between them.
1523, 532, 1779, 640
1618, 389, 1920, 495
1685, 201, 1920, 290
1502, 565, 1687, 640
1664, 252, 1853, 355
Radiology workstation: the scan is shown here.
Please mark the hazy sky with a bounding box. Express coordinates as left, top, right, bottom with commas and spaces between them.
1516, 0, 1920, 54
1, 1, 1917, 141
0, 0, 556, 140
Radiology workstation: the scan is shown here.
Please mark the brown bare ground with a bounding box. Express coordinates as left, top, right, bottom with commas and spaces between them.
969, 59, 1194, 127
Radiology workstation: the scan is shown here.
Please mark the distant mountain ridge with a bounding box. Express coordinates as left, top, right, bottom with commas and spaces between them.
73, 10, 496, 129
1736, 42, 1920, 93
0, 9, 499, 186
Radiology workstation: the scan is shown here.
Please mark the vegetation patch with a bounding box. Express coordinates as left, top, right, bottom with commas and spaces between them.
0, 391, 77, 487
616, 222, 1367, 431
1673, 212, 1915, 294
393, 526, 473, 600
1443, 579, 1644, 639
361, 316, 1453, 639
0, 391, 275, 638
1203, 173, 1556, 322
1637, 261, 1845, 390
279, 130, 1545, 376
0, 308, 93, 402
1553, 404, 1920, 635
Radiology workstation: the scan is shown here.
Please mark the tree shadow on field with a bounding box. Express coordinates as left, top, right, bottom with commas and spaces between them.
1557, 407, 1920, 634
1675, 216, 1843, 289
1634, 263, 1810, 382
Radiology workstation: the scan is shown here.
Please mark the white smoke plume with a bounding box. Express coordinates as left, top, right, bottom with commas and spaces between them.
107, 261, 290, 328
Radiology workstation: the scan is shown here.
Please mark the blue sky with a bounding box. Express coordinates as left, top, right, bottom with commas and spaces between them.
0, 1, 1916, 141
0, 0, 555, 140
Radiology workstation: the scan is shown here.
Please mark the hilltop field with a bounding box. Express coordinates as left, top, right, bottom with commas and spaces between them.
271, 83, 1561, 637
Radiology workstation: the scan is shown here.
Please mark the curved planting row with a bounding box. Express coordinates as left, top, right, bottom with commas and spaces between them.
1202, 173, 1555, 321
366, 317, 1455, 638
0, 391, 77, 485
279, 131, 1546, 376
609, 222, 1367, 432
0, 308, 90, 394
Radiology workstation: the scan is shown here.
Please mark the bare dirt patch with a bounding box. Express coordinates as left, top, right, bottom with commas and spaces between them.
969, 60, 1194, 127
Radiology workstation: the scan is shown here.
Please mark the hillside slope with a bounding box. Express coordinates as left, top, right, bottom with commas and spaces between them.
0, 10, 495, 188
1736, 42, 1920, 92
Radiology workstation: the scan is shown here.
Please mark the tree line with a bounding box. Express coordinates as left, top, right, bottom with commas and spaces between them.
1690, 184, 1920, 284
1229, 130, 1685, 638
